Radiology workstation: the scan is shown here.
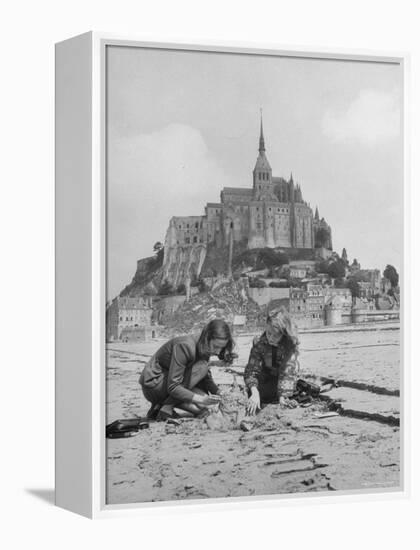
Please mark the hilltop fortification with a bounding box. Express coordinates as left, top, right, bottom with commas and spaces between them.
162, 116, 332, 287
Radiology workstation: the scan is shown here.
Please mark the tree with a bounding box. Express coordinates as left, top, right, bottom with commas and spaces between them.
249, 278, 267, 288
288, 278, 303, 288
334, 277, 347, 289
254, 249, 289, 270
314, 260, 329, 274
346, 277, 361, 298
383, 265, 399, 288
327, 259, 346, 279
153, 241, 163, 254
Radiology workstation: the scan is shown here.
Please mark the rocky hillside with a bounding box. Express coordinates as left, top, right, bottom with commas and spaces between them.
164, 279, 265, 333
120, 249, 164, 297
119, 242, 320, 298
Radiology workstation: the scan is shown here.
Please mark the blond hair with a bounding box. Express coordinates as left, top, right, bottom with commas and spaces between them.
266, 306, 299, 349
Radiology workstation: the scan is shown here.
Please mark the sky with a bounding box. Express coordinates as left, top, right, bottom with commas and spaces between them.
106, 46, 403, 300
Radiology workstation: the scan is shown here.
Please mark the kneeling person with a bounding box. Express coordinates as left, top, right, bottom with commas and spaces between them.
245, 307, 300, 415
140, 319, 234, 420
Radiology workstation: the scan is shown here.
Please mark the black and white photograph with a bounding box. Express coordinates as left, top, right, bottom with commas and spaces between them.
6, 0, 420, 543
105, 44, 403, 505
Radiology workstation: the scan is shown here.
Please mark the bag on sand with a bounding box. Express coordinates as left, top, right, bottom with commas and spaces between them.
106, 418, 149, 438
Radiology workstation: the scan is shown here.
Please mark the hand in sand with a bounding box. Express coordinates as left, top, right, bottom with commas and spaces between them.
279, 396, 298, 409
246, 388, 261, 416
193, 393, 222, 408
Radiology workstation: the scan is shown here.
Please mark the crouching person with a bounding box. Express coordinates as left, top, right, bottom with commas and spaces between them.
245, 307, 300, 415
139, 319, 234, 421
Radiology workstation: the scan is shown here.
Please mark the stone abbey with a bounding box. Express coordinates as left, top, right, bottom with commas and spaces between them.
163, 117, 332, 283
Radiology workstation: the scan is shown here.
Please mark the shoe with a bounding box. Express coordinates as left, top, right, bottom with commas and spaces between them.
156, 404, 174, 421
146, 404, 161, 420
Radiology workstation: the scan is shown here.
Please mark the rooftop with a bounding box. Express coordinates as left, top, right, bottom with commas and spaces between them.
221, 187, 253, 195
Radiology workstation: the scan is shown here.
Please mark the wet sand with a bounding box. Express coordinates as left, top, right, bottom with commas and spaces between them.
106, 327, 401, 504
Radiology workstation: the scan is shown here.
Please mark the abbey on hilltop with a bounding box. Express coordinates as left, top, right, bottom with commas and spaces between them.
162, 115, 332, 282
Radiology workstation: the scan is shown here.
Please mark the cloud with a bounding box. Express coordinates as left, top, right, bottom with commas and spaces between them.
107, 124, 230, 298
322, 89, 400, 146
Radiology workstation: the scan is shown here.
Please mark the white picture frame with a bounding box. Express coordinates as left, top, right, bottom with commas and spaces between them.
55, 32, 410, 518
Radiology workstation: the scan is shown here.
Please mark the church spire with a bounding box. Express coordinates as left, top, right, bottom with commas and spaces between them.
253, 110, 272, 195
315, 206, 319, 221
259, 109, 265, 153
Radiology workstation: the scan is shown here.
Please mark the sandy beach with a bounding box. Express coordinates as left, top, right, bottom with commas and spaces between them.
106, 325, 400, 504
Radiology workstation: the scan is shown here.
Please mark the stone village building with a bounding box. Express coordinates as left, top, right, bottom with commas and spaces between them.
289, 284, 326, 329
162, 117, 333, 287
288, 283, 398, 328
289, 285, 355, 329
106, 296, 155, 342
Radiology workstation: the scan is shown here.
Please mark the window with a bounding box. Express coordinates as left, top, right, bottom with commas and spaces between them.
186, 224, 189, 228
195, 222, 199, 229
185, 237, 190, 244
193, 236, 198, 243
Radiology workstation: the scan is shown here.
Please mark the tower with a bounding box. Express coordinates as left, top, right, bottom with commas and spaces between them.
253, 112, 275, 200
